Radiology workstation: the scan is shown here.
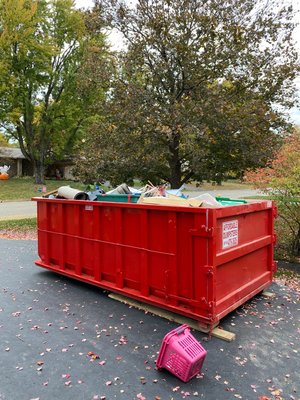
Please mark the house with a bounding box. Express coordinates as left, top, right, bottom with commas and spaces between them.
0, 147, 76, 179
0, 147, 33, 177
45, 160, 75, 180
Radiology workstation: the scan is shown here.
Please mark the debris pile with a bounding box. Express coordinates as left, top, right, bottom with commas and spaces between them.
40, 181, 245, 208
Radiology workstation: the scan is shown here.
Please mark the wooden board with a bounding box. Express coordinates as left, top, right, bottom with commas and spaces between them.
42, 189, 58, 198
108, 293, 235, 342
137, 195, 203, 207
262, 291, 276, 299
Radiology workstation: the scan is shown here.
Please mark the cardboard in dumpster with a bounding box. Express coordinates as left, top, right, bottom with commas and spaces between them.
138, 193, 203, 207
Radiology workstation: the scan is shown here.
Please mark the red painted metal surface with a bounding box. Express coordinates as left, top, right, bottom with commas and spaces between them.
33, 198, 276, 328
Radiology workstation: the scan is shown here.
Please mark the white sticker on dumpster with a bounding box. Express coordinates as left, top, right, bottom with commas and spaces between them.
222, 220, 238, 249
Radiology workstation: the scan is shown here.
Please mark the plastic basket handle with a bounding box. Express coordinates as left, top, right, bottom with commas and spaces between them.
174, 325, 188, 335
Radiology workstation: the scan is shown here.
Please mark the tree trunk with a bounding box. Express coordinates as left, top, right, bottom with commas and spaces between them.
292, 225, 300, 257
169, 161, 182, 188
34, 159, 45, 184
168, 129, 182, 189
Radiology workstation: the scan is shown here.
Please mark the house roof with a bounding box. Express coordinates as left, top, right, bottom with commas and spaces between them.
0, 147, 25, 159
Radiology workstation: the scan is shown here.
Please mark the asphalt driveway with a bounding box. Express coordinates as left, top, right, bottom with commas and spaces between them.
0, 239, 299, 400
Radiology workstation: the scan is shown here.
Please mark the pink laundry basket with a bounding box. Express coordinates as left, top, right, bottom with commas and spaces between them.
156, 324, 207, 382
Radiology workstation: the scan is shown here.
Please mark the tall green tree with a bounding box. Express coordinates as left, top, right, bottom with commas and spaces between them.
76, 0, 299, 188
0, 0, 108, 183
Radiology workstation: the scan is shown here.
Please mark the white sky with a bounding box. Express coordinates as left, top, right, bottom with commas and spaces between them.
75, 0, 300, 124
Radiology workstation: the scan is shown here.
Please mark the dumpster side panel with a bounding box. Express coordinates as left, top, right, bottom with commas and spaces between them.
35, 199, 213, 324
214, 205, 275, 319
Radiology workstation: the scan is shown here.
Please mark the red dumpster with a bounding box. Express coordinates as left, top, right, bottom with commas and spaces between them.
33, 198, 276, 329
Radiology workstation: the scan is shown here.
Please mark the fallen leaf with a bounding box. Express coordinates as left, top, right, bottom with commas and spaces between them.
271, 389, 282, 396
12, 312, 21, 317
181, 391, 190, 398
140, 376, 146, 384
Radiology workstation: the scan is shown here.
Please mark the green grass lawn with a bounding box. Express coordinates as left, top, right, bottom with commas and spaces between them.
0, 217, 37, 230
0, 177, 86, 201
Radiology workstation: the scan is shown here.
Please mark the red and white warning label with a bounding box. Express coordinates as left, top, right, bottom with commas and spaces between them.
222, 220, 238, 249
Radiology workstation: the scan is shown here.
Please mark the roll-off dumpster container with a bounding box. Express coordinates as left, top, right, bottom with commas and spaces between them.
33, 198, 277, 329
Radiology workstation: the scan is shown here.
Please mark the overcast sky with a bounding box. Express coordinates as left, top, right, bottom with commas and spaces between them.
75, 0, 300, 125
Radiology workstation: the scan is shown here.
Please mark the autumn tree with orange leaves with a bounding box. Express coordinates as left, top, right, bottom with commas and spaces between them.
246, 130, 300, 258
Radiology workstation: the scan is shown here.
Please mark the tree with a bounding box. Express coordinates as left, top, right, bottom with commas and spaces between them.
246, 130, 300, 258
0, 132, 10, 147
76, 0, 299, 188
0, 0, 108, 183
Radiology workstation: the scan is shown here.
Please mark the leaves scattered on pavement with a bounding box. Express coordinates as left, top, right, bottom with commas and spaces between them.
0, 228, 37, 240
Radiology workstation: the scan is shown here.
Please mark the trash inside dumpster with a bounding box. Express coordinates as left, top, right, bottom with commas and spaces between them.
33, 196, 276, 329
40, 181, 249, 208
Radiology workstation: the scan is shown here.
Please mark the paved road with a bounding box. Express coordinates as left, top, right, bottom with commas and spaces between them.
0, 200, 37, 220
0, 189, 263, 220
0, 239, 299, 400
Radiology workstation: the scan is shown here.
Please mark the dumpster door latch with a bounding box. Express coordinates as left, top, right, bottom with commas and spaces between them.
189, 226, 214, 237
